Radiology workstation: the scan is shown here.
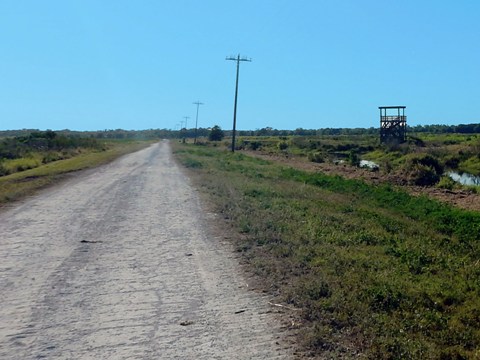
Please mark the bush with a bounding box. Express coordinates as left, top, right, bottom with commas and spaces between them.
437, 176, 457, 190
290, 136, 309, 149
408, 164, 440, 185
0, 162, 10, 176
408, 136, 425, 147
348, 150, 360, 166
241, 140, 262, 150
248, 141, 262, 150
401, 154, 444, 186
277, 141, 288, 151
308, 151, 325, 163
42, 152, 65, 164
444, 155, 461, 169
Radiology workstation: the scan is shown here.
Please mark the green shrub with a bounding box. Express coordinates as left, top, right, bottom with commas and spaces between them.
401, 154, 444, 186
290, 136, 309, 149
307, 151, 325, 163
408, 163, 440, 185
437, 176, 457, 190
408, 135, 426, 147
348, 150, 360, 166
240, 140, 263, 151
277, 141, 288, 151
0, 162, 10, 176
444, 155, 461, 169
42, 152, 65, 164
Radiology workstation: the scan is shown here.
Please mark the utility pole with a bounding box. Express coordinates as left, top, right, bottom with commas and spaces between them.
193, 101, 204, 144
226, 54, 251, 152
183, 116, 190, 130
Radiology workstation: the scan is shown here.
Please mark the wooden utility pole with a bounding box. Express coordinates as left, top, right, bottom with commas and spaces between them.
193, 101, 204, 144
183, 116, 190, 130
226, 54, 251, 152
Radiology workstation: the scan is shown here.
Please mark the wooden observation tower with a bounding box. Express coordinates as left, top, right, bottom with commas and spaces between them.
379, 106, 407, 144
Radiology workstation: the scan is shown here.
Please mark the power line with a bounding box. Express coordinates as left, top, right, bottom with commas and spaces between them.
226, 54, 252, 152
193, 101, 204, 144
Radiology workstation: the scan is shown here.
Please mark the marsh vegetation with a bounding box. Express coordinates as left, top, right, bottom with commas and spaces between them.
237, 132, 480, 188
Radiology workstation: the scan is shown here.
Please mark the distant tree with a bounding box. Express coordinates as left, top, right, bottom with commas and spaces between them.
44, 130, 57, 139
209, 125, 224, 141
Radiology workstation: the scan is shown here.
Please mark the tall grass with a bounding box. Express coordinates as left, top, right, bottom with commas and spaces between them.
3, 156, 42, 173
174, 143, 480, 359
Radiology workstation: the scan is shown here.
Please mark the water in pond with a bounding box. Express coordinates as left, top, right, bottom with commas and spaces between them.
447, 172, 480, 186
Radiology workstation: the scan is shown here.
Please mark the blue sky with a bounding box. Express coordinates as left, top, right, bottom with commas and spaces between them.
0, 1, 479, 131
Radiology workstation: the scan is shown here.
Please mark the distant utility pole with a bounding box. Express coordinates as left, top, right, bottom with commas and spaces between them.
226, 54, 251, 152
183, 116, 190, 130
193, 101, 204, 144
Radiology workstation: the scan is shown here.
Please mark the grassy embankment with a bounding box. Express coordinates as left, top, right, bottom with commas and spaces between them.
174, 142, 480, 359
0, 139, 152, 204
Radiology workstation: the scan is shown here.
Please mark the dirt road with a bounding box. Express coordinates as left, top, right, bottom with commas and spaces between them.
0, 141, 292, 359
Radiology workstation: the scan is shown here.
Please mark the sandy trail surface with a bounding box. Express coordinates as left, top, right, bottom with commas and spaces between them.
0, 141, 292, 359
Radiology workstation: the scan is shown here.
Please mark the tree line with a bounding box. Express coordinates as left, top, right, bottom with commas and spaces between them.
1, 122, 479, 142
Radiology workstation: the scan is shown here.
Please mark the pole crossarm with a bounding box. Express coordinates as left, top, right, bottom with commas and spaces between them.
226, 55, 252, 62
226, 54, 252, 152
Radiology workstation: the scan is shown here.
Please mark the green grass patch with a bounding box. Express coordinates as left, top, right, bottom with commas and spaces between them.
173, 143, 480, 359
